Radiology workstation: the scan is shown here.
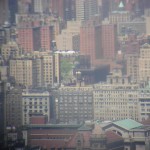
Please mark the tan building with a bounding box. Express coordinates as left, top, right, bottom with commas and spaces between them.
56, 21, 82, 51
109, 11, 132, 24
0, 66, 8, 81
9, 51, 60, 88
146, 17, 150, 35
93, 69, 139, 121
139, 43, 150, 82
32, 51, 60, 87
22, 90, 50, 125
9, 58, 33, 87
42, 52, 54, 87
1, 41, 22, 62
126, 53, 139, 82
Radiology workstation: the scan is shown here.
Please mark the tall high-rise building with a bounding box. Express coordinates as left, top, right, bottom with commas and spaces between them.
32, 51, 60, 87
80, 21, 102, 66
0, 0, 9, 25
5, 87, 22, 128
76, 0, 98, 21
126, 53, 139, 82
32, 0, 49, 13
40, 25, 53, 51
56, 21, 82, 51
101, 21, 118, 60
32, 57, 44, 88
17, 27, 41, 52
18, 0, 31, 14
146, 16, 150, 35
101, 0, 110, 19
53, 53, 61, 84
49, 0, 64, 19
139, 43, 150, 82
42, 53, 55, 86
8, 0, 18, 24
9, 58, 33, 87
9, 52, 60, 88
64, 0, 76, 21
0, 81, 6, 146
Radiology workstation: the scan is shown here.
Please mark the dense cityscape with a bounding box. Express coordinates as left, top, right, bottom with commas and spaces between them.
1, 0, 150, 149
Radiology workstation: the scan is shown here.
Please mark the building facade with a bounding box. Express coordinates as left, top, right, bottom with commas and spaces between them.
56, 21, 82, 51
118, 19, 146, 36
146, 16, 150, 35
32, 56, 44, 88
76, 0, 98, 21
0, 26, 17, 46
41, 52, 55, 87
5, 87, 22, 128
109, 11, 132, 24
64, 0, 76, 21
0, 0, 9, 25
139, 85, 150, 121
17, 27, 41, 52
54, 86, 93, 124
101, 22, 117, 60
9, 58, 33, 87
49, 0, 64, 19
139, 43, 150, 82
126, 53, 139, 82
1, 41, 22, 63
22, 90, 50, 125
40, 25, 52, 51
93, 69, 139, 121
80, 21, 102, 67
33, 0, 48, 13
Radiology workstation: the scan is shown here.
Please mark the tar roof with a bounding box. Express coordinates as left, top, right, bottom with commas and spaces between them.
113, 119, 142, 130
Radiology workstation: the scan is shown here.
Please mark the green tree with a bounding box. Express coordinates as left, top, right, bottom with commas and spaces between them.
60, 59, 73, 82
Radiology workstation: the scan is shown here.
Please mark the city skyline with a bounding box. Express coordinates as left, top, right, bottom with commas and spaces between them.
1, 0, 150, 149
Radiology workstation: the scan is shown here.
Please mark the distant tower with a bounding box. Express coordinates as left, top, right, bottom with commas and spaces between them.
0, 0, 9, 25
17, 27, 41, 52
101, 22, 118, 60
49, 0, 64, 19
18, 0, 31, 14
76, 0, 98, 20
6, 87, 22, 128
8, 0, 18, 24
64, 0, 76, 21
80, 21, 102, 66
33, 0, 49, 13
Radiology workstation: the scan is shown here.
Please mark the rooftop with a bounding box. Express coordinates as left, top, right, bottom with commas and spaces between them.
113, 119, 142, 130
23, 124, 82, 130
